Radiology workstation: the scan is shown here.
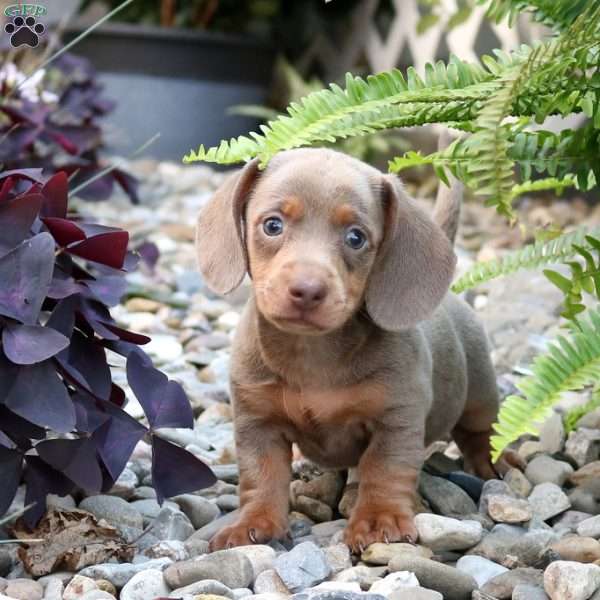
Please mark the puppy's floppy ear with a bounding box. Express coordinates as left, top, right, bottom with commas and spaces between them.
366, 175, 456, 331
195, 158, 260, 295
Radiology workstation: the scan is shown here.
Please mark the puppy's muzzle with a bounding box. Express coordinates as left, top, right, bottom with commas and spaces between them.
288, 278, 328, 311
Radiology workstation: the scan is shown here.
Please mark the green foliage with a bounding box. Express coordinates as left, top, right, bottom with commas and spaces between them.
451, 227, 600, 293
491, 307, 600, 461
229, 59, 409, 163
185, 0, 600, 461
183, 51, 516, 167
481, 0, 600, 29
544, 236, 600, 322
185, 3, 600, 218
563, 388, 600, 433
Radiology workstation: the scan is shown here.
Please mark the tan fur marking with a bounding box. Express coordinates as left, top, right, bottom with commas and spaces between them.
240, 379, 386, 429
331, 203, 357, 226
281, 196, 305, 220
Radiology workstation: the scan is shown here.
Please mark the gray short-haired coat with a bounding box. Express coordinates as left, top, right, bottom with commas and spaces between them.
196, 146, 511, 552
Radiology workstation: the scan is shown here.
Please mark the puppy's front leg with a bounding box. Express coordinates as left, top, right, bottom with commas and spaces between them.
210, 413, 292, 550
344, 409, 424, 552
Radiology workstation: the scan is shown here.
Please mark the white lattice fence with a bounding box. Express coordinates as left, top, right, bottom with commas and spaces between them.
300, 0, 544, 80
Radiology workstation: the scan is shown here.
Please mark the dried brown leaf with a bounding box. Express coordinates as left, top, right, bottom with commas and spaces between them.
13, 508, 134, 576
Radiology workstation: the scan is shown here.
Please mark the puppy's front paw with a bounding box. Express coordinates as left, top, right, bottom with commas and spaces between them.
344, 505, 418, 553
209, 514, 289, 550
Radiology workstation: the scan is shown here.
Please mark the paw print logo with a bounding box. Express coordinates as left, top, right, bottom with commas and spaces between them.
5, 16, 45, 48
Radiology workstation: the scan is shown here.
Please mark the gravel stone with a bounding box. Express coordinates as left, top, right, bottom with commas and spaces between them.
274, 542, 332, 592
388, 556, 477, 600
414, 514, 483, 551
46, 494, 76, 510
479, 480, 516, 513
419, 472, 477, 516
361, 543, 433, 565
480, 567, 544, 599
577, 515, 600, 539
529, 483, 571, 521
108, 468, 138, 499
569, 461, 600, 491
4, 579, 43, 600
387, 589, 443, 600
291, 591, 385, 600
332, 566, 387, 590
144, 539, 188, 561
487, 494, 532, 523
569, 488, 600, 514
512, 584, 550, 600
544, 560, 600, 600
293, 496, 333, 522
129, 498, 179, 523
233, 545, 276, 578
188, 510, 240, 542
455, 555, 508, 587
539, 413, 565, 454
63, 575, 98, 599
78, 557, 172, 589
552, 511, 594, 535
42, 577, 63, 600
525, 455, 574, 487
290, 472, 345, 508
120, 569, 169, 600
324, 544, 352, 574
550, 536, 600, 563
467, 524, 556, 568
565, 429, 600, 467
217, 494, 240, 511
446, 472, 484, 502
0, 550, 11, 578
168, 579, 235, 598
254, 569, 291, 595
79, 495, 143, 542
149, 506, 195, 541
368, 572, 419, 595
174, 494, 221, 528
504, 468, 533, 498
164, 550, 254, 589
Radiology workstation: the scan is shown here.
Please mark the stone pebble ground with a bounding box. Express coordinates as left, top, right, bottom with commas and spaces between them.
3, 161, 600, 600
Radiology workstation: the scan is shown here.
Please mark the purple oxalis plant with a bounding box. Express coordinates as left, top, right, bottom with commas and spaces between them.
0, 53, 139, 203
0, 168, 216, 528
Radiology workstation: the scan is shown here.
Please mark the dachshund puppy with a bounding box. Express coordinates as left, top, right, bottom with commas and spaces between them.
196, 147, 505, 552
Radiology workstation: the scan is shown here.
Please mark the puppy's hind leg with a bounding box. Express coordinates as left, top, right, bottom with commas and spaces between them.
452, 354, 523, 479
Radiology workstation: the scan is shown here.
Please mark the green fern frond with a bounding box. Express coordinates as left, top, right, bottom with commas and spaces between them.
544, 235, 600, 322
481, 0, 600, 30
508, 175, 577, 199
390, 126, 600, 196
452, 226, 600, 293
470, 67, 521, 217
183, 52, 528, 167
470, 4, 600, 217
491, 307, 600, 461
563, 388, 600, 433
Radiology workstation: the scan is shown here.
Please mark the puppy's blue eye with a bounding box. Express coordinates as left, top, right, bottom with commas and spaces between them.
345, 227, 366, 250
263, 217, 283, 236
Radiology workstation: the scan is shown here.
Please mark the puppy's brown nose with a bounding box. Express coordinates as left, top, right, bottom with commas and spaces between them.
288, 279, 328, 310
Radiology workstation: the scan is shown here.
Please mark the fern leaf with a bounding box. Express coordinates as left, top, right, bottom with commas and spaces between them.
183, 53, 524, 166
481, 0, 600, 30
563, 387, 600, 433
491, 306, 600, 461
452, 226, 600, 293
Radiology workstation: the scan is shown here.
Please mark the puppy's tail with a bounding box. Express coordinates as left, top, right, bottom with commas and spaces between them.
432, 130, 463, 245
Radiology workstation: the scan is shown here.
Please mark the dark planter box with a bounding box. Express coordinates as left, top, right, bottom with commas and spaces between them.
64, 23, 274, 161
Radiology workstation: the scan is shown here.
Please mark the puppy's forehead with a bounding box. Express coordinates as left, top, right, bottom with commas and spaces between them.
251, 149, 380, 220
